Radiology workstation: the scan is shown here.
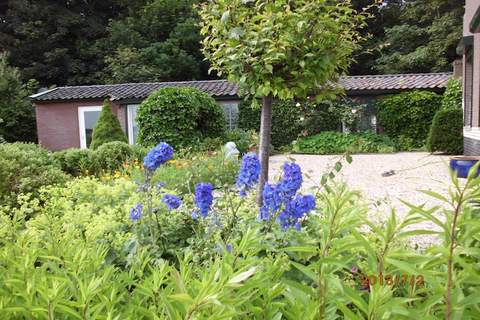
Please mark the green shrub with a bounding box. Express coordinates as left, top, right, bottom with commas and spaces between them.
137, 87, 226, 148
441, 78, 462, 110
53, 148, 97, 176
377, 90, 442, 149
0, 143, 68, 206
223, 129, 257, 154
94, 141, 133, 173
238, 99, 364, 148
292, 131, 396, 154
427, 107, 463, 154
130, 144, 148, 161
90, 100, 128, 150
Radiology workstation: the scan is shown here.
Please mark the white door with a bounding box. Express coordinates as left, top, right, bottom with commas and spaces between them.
78, 106, 102, 149
127, 104, 140, 144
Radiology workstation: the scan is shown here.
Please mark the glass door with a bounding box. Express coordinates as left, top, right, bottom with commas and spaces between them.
78, 106, 102, 148
127, 104, 140, 144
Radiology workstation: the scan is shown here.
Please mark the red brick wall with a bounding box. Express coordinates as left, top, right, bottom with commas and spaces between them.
35, 100, 124, 151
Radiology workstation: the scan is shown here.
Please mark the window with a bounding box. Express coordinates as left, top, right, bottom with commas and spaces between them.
127, 104, 140, 144
221, 102, 239, 131
465, 48, 474, 127
78, 106, 102, 149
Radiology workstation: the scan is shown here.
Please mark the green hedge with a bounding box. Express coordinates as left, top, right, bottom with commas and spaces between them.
292, 131, 396, 154
238, 100, 350, 148
426, 108, 463, 155
377, 90, 442, 150
137, 87, 226, 148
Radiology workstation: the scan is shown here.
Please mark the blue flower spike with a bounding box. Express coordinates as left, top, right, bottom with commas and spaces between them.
194, 183, 214, 218
236, 152, 261, 197
143, 142, 174, 171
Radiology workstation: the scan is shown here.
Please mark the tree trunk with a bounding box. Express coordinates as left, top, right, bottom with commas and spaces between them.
256, 95, 273, 206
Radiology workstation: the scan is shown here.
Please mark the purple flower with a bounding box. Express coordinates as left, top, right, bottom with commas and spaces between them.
259, 183, 282, 221
276, 194, 315, 230
143, 142, 173, 171
236, 152, 261, 197
130, 204, 143, 221
278, 162, 303, 200
226, 243, 233, 253
194, 183, 214, 218
161, 194, 182, 210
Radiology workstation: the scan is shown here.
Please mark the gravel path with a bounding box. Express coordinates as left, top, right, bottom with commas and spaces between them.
270, 152, 454, 248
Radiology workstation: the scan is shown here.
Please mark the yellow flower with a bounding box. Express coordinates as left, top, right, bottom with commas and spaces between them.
114, 171, 121, 178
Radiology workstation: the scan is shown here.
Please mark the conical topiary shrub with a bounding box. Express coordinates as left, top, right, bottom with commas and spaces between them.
90, 100, 128, 150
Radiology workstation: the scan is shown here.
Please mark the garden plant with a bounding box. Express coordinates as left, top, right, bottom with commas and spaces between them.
0, 140, 479, 319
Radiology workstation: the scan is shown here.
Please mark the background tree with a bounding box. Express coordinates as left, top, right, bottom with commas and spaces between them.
0, 53, 37, 142
90, 100, 128, 150
200, 0, 367, 205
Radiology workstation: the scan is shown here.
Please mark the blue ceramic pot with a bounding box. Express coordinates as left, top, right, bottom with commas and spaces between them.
450, 156, 480, 178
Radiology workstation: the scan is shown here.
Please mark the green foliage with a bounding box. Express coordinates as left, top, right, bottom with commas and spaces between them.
0, 143, 67, 207
375, 0, 464, 73
1, 147, 480, 318
292, 131, 396, 155
238, 99, 366, 148
223, 129, 257, 154
152, 151, 239, 194
441, 78, 462, 110
53, 148, 97, 176
137, 87, 226, 148
90, 100, 128, 150
94, 141, 133, 173
427, 108, 463, 154
0, 53, 37, 142
200, 0, 367, 101
377, 90, 442, 150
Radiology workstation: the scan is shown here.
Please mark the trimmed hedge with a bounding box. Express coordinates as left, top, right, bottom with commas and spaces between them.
90, 100, 128, 150
377, 90, 442, 150
137, 87, 226, 148
292, 131, 396, 154
427, 109, 463, 155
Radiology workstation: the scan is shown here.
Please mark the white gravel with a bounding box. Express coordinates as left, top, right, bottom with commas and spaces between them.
269, 152, 454, 248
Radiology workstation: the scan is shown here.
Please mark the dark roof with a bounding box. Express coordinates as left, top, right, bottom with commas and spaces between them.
31, 73, 452, 102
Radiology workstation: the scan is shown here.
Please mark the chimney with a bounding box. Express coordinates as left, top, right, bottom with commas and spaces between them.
453, 58, 463, 78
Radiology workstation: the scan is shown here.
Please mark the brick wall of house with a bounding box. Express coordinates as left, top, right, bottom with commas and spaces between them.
35, 100, 123, 150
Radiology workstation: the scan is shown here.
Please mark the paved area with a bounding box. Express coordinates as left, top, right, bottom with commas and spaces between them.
270, 152, 454, 248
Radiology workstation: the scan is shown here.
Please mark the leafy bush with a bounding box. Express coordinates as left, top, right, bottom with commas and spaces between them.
137, 87, 226, 148
441, 78, 462, 110
90, 100, 128, 150
239, 98, 365, 148
94, 141, 133, 173
377, 90, 442, 149
427, 107, 463, 154
223, 129, 257, 154
292, 131, 396, 154
152, 151, 239, 194
0, 143, 68, 206
53, 148, 97, 176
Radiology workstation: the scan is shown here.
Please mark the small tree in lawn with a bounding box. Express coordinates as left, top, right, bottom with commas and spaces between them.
90, 99, 128, 150
200, 0, 367, 204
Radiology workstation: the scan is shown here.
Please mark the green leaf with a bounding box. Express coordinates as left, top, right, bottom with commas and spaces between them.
228, 267, 257, 285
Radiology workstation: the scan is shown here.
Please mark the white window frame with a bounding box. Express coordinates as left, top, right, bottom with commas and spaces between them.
127, 104, 140, 145
78, 106, 102, 149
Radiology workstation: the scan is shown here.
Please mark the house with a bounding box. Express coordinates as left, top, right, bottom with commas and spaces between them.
462, 0, 480, 155
30, 73, 452, 151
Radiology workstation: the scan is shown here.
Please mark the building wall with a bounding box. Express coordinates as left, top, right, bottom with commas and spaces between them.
463, 0, 480, 154
35, 100, 123, 150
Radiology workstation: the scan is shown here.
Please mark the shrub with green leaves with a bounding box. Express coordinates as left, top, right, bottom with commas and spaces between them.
427, 107, 463, 154
137, 87, 226, 148
292, 131, 396, 154
441, 78, 462, 110
90, 100, 128, 150
377, 90, 442, 149
53, 148, 97, 176
0, 143, 68, 206
94, 141, 133, 173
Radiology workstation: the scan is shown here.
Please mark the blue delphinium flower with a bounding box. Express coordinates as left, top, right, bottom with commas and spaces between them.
259, 183, 282, 221
194, 183, 214, 218
161, 194, 182, 210
236, 152, 261, 197
276, 194, 315, 230
143, 142, 174, 171
130, 203, 143, 221
278, 162, 303, 200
